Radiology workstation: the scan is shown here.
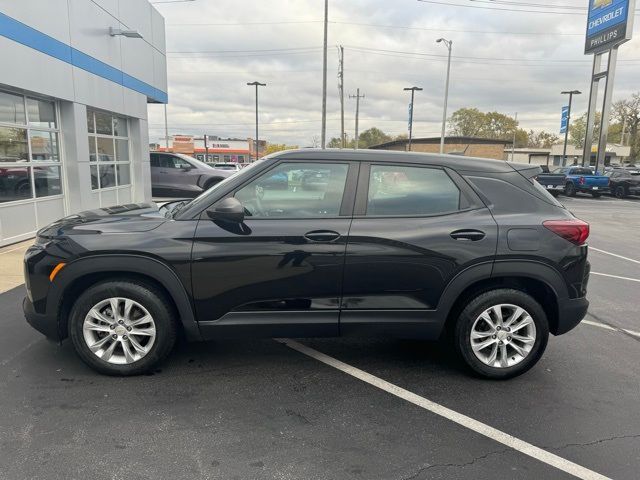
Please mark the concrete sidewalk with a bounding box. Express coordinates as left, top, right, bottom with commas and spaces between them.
0, 239, 32, 294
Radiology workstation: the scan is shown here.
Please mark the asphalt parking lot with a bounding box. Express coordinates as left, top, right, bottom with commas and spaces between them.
1, 194, 639, 480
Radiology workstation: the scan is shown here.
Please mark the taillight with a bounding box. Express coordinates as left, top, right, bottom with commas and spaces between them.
543, 219, 590, 245
579, 177, 585, 185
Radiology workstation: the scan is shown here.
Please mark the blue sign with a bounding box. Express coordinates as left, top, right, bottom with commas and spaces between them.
585, 0, 634, 53
560, 106, 569, 134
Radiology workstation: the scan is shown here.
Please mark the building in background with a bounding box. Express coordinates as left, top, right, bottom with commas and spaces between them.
0, 0, 167, 246
369, 137, 512, 160
152, 135, 254, 164
548, 143, 630, 167
508, 148, 551, 166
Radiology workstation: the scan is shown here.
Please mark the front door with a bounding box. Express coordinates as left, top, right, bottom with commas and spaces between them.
341, 162, 498, 337
191, 160, 357, 338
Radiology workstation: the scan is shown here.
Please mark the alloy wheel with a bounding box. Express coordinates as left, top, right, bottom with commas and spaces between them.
82, 297, 156, 365
469, 304, 536, 368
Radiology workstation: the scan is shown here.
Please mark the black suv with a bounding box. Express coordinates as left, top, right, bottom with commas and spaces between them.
23, 150, 590, 379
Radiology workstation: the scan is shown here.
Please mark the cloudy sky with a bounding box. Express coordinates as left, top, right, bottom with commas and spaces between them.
147, 0, 640, 146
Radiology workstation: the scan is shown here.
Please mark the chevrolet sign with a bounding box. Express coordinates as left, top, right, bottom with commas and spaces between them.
585, 0, 635, 54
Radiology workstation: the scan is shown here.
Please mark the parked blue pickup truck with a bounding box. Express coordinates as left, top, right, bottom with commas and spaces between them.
538, 166, 609, 198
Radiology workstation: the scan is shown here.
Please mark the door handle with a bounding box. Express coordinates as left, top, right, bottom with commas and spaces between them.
450, 229, 486, 241
304, 230, 341, 242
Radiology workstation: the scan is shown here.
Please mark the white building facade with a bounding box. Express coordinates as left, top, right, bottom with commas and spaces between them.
0, 0, 167, 246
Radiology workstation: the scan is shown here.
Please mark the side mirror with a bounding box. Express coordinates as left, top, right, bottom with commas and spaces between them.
206, 197, 244, 223
179, 163, 192, 171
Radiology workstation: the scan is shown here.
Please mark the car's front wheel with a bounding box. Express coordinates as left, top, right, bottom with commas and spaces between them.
69, 280, 177, 376
615, 185, 627, 199
454, 289, 549, 379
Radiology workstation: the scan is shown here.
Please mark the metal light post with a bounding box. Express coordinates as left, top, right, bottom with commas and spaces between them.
404, 86, 422, 151
436, 38, 452, 154
561, 90, 581, 165
321, 0, 328, 149
247, 81, 266, 162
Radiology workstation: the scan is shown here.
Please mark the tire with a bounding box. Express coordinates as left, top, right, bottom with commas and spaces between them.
69, 280, 177, 376
591, 192, 601, 198
615, 186, 627, 199
564, 182, 576, 197
454, 289, 549, 380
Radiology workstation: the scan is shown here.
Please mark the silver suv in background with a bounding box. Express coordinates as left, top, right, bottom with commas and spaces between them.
150, 152, 234, 197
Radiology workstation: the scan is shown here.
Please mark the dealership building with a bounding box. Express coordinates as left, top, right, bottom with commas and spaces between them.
0, 1, 167, 246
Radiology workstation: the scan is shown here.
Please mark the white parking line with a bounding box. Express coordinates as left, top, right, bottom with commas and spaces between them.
583, 320, 640, 338
591, 272, 640, 283
278, 338, 612, 480
590, 247, 640, 265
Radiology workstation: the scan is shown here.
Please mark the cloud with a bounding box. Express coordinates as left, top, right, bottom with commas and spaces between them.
148, 0, 640, 146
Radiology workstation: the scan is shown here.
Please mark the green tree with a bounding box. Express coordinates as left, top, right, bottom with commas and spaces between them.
612, 93, 640, 160
570, 112, 600, 149
356, 127, 391, 148
527, 130, 560, 148
448, 108, 527, 146
264, 143, 298, 155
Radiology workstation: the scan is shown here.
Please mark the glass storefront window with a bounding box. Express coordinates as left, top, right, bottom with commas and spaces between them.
34, 166, 62, 197
0, 127, 29, 163
87, 109, 130, 191
30, 131, 59, 161
26, 98, 57, 128
116, 164, 130, 186
115, 139, 129, 162
113, 116, 128, 137
95, 111, 113, 135
0, 91, 26, 125
98, 164, 116, 188
0, 166, 32, 203
96, 137, 115, 162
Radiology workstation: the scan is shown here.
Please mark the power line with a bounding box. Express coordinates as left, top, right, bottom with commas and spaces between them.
417, 0, 640, 14
166, 20, 322, 26
167, 46, 323, 54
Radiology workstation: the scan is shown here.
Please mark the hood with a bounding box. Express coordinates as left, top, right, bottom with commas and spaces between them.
38, 202, 167, 238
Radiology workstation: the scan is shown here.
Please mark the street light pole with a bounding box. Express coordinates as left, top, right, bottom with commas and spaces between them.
404, 86, 423, 151
561, 90, 581, 166
247, 81, 266, 162
321, 0, 328, 149
436, 38, 452, 154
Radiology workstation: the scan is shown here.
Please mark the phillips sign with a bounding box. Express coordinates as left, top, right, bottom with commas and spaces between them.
585, 0, 635, 54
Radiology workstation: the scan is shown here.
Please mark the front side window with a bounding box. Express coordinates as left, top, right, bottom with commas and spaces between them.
0, 89, 61, 203
235, 162, 349, 218
367, 165, 461, 216
87, 109, 130, 190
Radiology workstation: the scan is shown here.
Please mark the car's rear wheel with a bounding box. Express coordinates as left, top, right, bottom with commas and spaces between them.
565, 182, 576, 197
69, 280, 177, 376
615, 185, 627, 199
454, 289, 549, 379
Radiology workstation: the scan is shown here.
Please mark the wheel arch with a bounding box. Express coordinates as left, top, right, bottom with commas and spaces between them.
438, 261, 565, 338
50, 255, 201, 341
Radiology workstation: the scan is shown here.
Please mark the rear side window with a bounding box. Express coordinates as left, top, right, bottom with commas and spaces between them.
150, 154, 159, 167
366, 165, 461, 216
570, 168, 593, 175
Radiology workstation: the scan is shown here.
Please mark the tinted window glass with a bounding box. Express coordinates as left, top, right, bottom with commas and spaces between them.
235, 162, 348, 218
30, 131, 59, 161
571, 168, 593, 175
0, 127, 28, 163
150, 154, 159, 167
34, 166, 62, 197
26, 98, 56, 128
367, 165, 460, 216
0, 166, 31, 201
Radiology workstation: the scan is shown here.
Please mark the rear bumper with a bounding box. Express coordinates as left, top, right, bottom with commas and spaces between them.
23, 296, 60, 341
554, 296, 589, 335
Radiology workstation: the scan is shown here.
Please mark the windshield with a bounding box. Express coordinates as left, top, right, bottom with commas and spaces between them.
174, 160, 265, 217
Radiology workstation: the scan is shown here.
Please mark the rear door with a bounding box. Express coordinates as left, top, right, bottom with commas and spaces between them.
341, 161, 497, 336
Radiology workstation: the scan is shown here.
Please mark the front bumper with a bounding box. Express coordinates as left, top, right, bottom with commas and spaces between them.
23, 296, 60, 341
554, 296, 589, 335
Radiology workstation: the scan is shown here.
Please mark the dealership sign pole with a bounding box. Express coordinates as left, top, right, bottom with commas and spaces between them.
582, 0, 635, 171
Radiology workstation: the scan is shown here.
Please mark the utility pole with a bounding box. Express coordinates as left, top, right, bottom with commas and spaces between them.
204, 134, 209, 162
338, 45, 345, 148
561, 90, 581, 165
349, 88, 364, 149
404, 86, 423, 151
511, 112, 517, 161
247, 81, 266, 162
436, 38, 452, 154
163, 104, 169, 149
321, 0, 328, 149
